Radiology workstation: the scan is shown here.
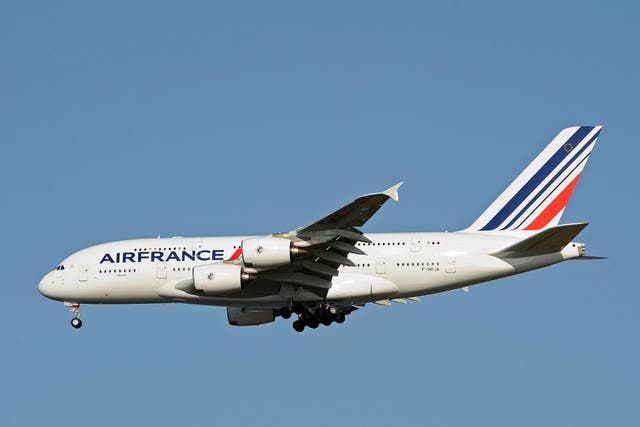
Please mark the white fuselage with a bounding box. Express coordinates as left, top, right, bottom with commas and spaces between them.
38, 231, 583, 308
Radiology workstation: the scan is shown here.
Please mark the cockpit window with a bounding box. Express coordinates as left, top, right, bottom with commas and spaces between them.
55, 265, 65, 271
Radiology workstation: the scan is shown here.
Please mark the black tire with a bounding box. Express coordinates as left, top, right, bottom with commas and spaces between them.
321, 317, 333, 326
291, 303, 303, 315
307, 319, 319, 329
292, 320, 305, 332
71, 318, 82, 329
335, 314, 345, 324
280, 307, 292, 319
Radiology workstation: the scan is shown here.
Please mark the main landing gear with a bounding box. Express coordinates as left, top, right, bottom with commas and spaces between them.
66, 302, 82, 329
276, 303, 356, 333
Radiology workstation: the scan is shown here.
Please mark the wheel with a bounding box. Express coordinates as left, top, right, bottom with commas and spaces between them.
321, 317, 333, 326
71, 318, 82, 329
307, 318, 319, 329
335, 313, 345, 324
279, 307, 292, 319
291, 303, 304, 315
292, 320, 305, 332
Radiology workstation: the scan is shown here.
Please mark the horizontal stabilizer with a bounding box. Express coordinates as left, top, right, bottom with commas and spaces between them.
490, 222, 589, 258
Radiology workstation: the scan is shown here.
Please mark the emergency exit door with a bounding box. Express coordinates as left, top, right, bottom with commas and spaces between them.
445, 256, 457, 273
157, 262, 167, 279
78, 265, 88, 282
376, 257, 387, 274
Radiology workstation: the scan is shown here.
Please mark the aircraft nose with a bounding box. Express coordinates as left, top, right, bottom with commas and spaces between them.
39, 273, 56, 299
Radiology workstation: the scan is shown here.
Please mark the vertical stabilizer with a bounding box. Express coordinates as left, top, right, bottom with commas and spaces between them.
467, 126, 602, 231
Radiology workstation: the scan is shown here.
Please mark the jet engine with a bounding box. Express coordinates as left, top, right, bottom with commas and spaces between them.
192, 264, 251, 295
241, 237, 301, 268
227, 307, 275, 326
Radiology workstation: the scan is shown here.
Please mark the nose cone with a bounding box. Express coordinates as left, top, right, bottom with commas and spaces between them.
39, 272, 63, 300
39, 273, 53, 298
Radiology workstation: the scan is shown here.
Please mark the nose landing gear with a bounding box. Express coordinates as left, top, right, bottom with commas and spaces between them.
65, 302, 82, 329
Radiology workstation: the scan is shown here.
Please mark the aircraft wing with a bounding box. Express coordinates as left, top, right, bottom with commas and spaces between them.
230, 183, 403, 296
296, 182, 403, 233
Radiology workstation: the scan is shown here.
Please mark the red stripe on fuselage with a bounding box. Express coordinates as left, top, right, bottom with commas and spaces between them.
524, 173, 582, 230
227, 248, 243, 261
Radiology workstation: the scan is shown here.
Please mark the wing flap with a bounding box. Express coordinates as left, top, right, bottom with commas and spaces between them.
327, 240, 366, 255
296, 260, 340, 276
309, 249, 356, 266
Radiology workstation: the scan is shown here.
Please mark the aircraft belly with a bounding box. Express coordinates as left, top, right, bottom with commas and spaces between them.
390, 254, 518, 296
69, 279, 164, 304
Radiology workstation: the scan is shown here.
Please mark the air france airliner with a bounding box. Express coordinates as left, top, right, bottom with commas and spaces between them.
39, 126, 604, 332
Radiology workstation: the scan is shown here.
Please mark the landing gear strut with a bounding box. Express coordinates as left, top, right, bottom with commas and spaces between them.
67, 302, 82, 329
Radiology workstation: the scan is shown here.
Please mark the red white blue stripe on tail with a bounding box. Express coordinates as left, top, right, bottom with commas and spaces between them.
467, 126, 602, 231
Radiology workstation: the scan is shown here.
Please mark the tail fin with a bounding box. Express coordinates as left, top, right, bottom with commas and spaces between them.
467, 126, 602, 231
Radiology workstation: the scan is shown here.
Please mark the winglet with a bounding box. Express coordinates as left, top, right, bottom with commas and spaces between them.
383, 182, 403, 202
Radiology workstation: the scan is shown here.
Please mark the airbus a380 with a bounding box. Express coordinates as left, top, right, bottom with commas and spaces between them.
39, 126, 604, 332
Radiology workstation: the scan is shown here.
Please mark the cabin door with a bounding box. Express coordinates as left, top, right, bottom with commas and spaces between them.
445, 256, 457, 273
157, 262, 167, 279
78, 265, 89, 282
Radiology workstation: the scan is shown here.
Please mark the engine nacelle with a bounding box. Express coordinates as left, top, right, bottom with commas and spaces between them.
193, 264, 247, 295
227, 307, 275, 326
242, 237, 297, 268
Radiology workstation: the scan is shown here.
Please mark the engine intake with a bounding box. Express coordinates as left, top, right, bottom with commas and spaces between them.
241, 237, 300, 268
193, 264, 251, 295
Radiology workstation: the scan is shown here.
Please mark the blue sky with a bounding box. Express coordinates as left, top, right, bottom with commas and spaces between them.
2, 1, 638, 425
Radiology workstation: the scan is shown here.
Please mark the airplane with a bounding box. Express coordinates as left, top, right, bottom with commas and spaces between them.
39, 126, 604, 332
